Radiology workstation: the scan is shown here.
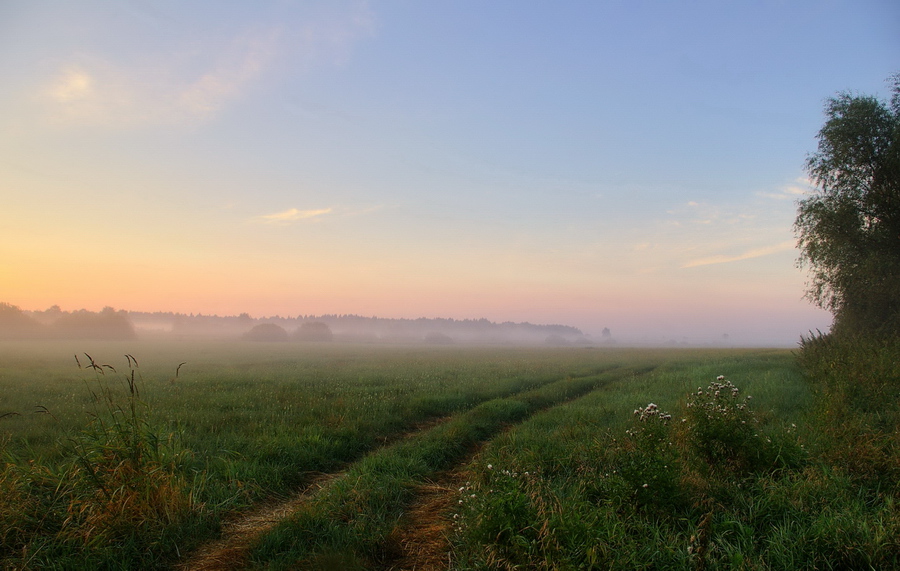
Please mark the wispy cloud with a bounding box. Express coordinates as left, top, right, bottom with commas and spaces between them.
254, 207, 333, 225
39, 26, 279, 127
48, 68, 93, 102
682, 240, 795, 268
178, 26, 281, 119
756, 178, 815, 201
36, 2, 375, 129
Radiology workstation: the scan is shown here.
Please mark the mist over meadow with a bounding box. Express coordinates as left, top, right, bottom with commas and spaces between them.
0, 302, 608, 347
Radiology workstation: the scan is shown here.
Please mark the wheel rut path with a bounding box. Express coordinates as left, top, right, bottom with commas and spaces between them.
382, 451, 478, 571
380, 367, 649, 571
179, 472, 342, 571
178, 418, 449, 571
179, 368, 630, 570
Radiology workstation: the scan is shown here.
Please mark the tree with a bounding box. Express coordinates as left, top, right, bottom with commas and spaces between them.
0, 302, 43, 338
293, 321, 333, 342
795, 74, 900, 337
243, 323, 289, 342
52, 307, 137, 340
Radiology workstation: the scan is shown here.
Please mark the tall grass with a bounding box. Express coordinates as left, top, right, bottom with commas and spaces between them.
450, 345, 900, 570
1, 354, 212, 570
796, 332, 900, 488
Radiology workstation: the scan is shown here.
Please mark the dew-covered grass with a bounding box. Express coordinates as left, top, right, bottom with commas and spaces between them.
0, 340, 640, 568
1, 340, 897, 569
448, 345, 900, 570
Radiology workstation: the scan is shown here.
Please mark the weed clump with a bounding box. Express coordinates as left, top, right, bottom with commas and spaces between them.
452, 374, 813, 569
606, 377, 802, 515
0, 355, 210, 570
612, 402, 684, 511
684, 377, 802, 476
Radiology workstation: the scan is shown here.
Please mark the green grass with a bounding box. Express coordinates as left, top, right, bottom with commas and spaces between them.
1, 340, 897, 569
448, 345, 900, 570
248, 368, 627, 569
0, 341, 634, 568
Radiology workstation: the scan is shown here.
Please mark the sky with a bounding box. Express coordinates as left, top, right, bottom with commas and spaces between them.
1, 0, 898, 345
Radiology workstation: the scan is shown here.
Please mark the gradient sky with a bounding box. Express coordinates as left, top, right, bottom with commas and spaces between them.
2, 1, 898, 345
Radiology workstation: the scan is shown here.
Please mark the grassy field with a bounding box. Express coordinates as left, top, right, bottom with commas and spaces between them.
0, 340, 897, 569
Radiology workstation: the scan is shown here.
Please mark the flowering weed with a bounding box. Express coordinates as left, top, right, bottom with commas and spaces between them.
453, 465, 542, 568
683, 377, 772, 474
613, 402, 685, 510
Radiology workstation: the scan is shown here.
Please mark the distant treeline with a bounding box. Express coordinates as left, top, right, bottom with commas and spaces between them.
133, 310, 590, 345
1, 303, 595, 345
0, 303, 135, 340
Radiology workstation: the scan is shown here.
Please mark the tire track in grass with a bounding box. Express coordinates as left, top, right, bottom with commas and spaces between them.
178, 370, 615, 570
383, 450, 480, 571
180, 472, 343, 571
179, 418, 449, 571
248, 368, 636, 570
382, 365, 660, 571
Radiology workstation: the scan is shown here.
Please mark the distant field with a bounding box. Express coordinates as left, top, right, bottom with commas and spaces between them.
0, 341, 788, 466
2, 341, 895, 570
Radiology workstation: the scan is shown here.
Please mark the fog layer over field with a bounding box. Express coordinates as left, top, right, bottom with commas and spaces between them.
1, 302, 592, 346
0, 302, 809, 347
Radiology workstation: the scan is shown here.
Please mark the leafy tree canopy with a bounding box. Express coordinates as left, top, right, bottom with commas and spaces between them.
795, 74, 900, 336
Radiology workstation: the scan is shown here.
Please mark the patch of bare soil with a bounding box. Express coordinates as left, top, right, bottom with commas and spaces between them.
384, 455, 480, 571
